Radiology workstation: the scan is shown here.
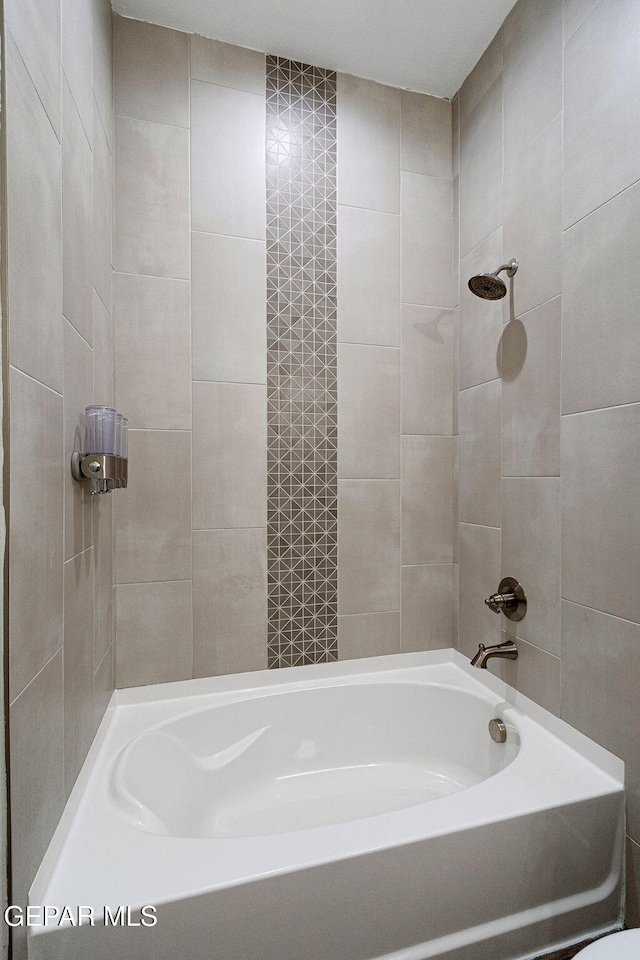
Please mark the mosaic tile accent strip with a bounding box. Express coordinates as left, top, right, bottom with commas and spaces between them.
265, 57, 338, 668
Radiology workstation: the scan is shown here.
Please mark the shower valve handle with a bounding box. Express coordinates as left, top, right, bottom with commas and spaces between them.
483, 577, 527, 622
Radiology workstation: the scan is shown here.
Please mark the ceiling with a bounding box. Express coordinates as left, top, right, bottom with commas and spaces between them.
111, 0, 518, 99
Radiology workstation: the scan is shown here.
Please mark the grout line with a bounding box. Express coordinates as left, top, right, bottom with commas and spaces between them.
8, 645, 63, 709
561, 597, 640, 629
8, 364, 63, 399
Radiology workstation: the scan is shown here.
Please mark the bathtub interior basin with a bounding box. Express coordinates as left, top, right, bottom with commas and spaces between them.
29, 649, 625, 960
112, 682, 520, 838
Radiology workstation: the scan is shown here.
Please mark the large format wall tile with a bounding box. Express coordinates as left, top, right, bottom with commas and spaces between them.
63, 549, 96, 796
458, 523, 501, 659
7, 35, 63, 393
338, 481, 400, 615
459, 76, 502, 258
62, 77, 93, 345
190, 35, 265, 94
115, 430, 192, 584
402, 305, 453, 436
458, 379, 501, 528
401, 172, 452, 308
501, 297, 561, 477
61, 0, 93, 142
9, 652, 64, 914
116, 581, 193, 687
193, 382, 266, 529
562, 600, 640, 839
93, 494, 113, 668
64, 319, 93, 562
502, 478, 561, 655
193, 529, 267, 677
5, 0, 60, 136
459, 32, 503, 128
114, 17, 189, 127
564, 0, 601, 42
503, 114, 562, 320
502, 0, 562, 171
564, 0, 640, 227
92, 0, 113, 150
93, 98, 113, 312
458, 227, 505, 390
400, 91, 452, 180
499, 633, 560, 716
191, 80, 265, 239
92, 287, 114, 407
338, 612, 400, 660
192, 232, 266, 383
402, 437, 453, 565
563, 180, 640, 415
115, 273, 191, 429
9, 370, 63, 701
337, 206, 400, 346
338, 344, 400, 479
401, 565, 453, 652
115, 116, 190, 279
337, 74, 400, 214
562, 404, 640, 625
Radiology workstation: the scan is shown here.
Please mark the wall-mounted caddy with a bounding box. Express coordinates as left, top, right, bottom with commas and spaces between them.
71, 406, 128, 495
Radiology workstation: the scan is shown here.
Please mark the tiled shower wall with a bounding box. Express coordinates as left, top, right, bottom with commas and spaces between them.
4, 0, 115, 951
453, 0, 640, 925
112, 18, 454, 683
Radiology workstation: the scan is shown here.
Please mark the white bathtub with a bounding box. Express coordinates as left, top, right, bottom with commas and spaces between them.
29, 650, 624, 960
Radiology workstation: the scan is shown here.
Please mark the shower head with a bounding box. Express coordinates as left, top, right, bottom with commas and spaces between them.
468, 258, 518, 300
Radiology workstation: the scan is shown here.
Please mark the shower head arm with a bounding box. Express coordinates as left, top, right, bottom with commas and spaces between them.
494, 258, 519, 278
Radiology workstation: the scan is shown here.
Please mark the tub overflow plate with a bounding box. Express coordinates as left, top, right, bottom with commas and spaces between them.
489, 718, 507, 743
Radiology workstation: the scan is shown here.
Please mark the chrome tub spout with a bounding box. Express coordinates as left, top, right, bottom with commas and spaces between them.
470, 640, 518, 669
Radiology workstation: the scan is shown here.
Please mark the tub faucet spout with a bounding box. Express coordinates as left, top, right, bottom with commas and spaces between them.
470, 640, 518, 669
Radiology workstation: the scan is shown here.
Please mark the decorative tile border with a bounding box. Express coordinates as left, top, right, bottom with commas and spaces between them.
265, 57, 338, 668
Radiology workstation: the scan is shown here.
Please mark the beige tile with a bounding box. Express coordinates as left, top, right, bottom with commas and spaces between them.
503, 0, 562, 170
458, 379, 501, 527
452, 306, 459, 434
114, 17, 189, 127
401, 565, 453, 652
564, 0, 601, 41
561, 600, 640, 839
564, 0, 640, 227
452, 437, 459, 562
115, 273, 191, 429
92, 0, 113, 150
115, 116, 190, 279
92, 287, 114, 407
9, 369, 63, 700
116, 581, 192, 687
337, 206, 400, 346
504, 114, 562, 319
562, 405, 640, 625
337, 74, 400, 214
338, 344, 400, 480
191, 81, 265, 239
5, 0, 60, 137
502, 478, 561, 655
338, 480, 400, 615
627, 838, 640, 928
190, 35, 265, 94
402, 437, 453, 565
459, 227, 505, 390
400, 91, 451, 180
93, 642, 114, 729
459, 31, 503, 127
402, 305, 453, 436
452, 95, 459, 180
459, 75, 502, 259
193, 529, 267, 677
9, 651, 64, 911
458, 523, 502, 659
452, 175, 460, 307
563, 180, 640, 415
64, 319, 93, 561
338, 612, 400, 660
192, 232, 266, 383
498, 633, 560, 716
193, 382, 266, 529
62, 77, 93, 345
115, 430, 192, 584
63, 549, 95, 796
61, 0, 93, 143
501, 298, 561, 477
6, 35, 63, 393
401, 172, 452, 308
452, 562, 459, 648
93, 99, 113, 311
93, 492, 113, 668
